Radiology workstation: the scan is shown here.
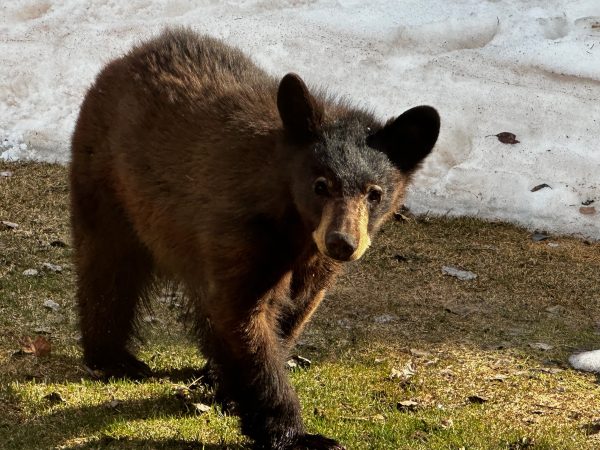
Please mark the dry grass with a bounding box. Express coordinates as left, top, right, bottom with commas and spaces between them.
1, 161, 599, 449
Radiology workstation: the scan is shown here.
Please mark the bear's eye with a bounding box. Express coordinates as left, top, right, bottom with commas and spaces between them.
313, 177, 329, 197
367, 186, 382, 204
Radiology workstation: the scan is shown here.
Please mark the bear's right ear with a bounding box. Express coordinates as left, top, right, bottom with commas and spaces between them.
367, 105, 440, 175
277, 73, 323, 141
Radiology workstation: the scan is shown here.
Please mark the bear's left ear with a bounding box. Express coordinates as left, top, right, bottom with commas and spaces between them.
367, 105, 440, 174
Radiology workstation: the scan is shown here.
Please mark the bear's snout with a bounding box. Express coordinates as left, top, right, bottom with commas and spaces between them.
325, 231, 357, 261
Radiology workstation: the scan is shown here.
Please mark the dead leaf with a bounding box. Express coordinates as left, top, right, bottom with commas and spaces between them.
441, 418, 453, 429
580, 206, 596, 215
489, 374, 507, 382
174, 386, 191, 401
530, 232, 550, 242
393, 254, 408, 262
43, 392, 65, 404
467, 395, 488, 404
444, 303, 480, 317
582, 421, 600, 436
1, 221, 18, 229
21, 336, 51, 357
487, 132, 520, 144
286, 354, 311, 369
544, 305, 565, 315
393, 212, 411, 222
530, 184, 551, 192
410, 348, 432, 358
192, 402, 211, 414
534, 367, 563, 374
397, 400, 419, 411
389, 361, 416, 382
529, 342, 553, 351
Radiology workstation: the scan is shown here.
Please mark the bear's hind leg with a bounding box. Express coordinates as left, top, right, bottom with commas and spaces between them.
72, 185, 154, 379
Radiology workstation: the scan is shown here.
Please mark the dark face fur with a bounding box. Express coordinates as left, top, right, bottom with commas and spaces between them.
278, 73, 440, 262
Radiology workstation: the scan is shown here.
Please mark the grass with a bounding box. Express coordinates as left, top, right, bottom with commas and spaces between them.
1, 161, 599, 449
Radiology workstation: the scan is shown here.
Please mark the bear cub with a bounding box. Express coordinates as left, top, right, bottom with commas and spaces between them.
70, 28, 440, 450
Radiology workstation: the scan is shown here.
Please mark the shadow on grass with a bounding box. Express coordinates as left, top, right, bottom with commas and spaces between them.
2, 384, 246, 450
69, 439, 244, 449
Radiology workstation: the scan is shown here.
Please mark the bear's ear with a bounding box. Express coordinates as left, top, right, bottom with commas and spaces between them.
367, 105, 440, 174
277, 73, 323, 141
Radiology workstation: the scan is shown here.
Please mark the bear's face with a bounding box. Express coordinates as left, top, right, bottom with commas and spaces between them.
289, 117, 403, 261
278, 73, 440, 262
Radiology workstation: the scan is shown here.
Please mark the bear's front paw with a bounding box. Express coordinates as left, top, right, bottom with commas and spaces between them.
293, 434, 346, 450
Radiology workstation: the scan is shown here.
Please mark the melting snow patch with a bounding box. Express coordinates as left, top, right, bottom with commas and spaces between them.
569, 350, 600, 373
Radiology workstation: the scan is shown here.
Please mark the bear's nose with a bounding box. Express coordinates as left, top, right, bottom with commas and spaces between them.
325, 231, 357, 261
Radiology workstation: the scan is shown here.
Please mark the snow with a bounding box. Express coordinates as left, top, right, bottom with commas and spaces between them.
1, 0, 599, 238
569, 349, 600, 373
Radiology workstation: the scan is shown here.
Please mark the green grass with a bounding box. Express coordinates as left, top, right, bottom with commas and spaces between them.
1, 162, 599, 449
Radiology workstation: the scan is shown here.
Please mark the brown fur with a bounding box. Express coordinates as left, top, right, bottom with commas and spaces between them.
70, 28, 439, 450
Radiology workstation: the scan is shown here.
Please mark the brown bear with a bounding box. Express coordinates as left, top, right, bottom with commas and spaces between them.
70, 28, 439, 450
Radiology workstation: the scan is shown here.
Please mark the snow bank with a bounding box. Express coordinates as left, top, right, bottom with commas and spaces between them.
1, 0, 599, 238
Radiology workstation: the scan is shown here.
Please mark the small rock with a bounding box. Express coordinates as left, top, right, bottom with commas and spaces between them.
442, 266, 477, 281
22, 269, 39, 276
569, 349, 600, 373
545, 305, 565, 315
1, 221, 18, 229
42, 262, 63, 273
0, 170, 13, 177
34, 327, 52, 335
43, 299, 60, 311
373, 314, 397, 324
580, 206, 597, 215
529, 342, 553, 351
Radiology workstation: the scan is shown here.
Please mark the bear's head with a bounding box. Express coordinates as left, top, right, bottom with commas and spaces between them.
278, 73, 439, 262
